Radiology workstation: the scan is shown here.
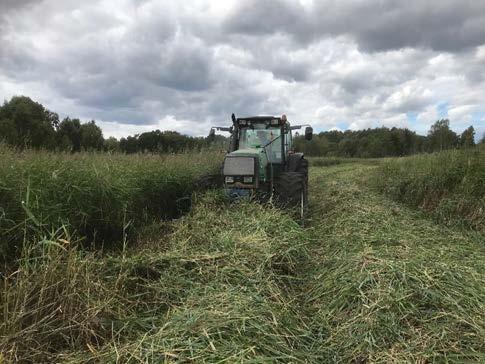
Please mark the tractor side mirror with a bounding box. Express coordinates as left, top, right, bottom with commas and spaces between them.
208, 128, 215, 141
305, 126, 313, 141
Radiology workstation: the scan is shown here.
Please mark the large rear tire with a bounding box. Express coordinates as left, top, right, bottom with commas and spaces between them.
298, 158, 309, 184
274, 172, 308, 219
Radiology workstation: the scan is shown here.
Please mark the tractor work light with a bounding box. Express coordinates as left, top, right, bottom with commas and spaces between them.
225, 176, 234, 183
243, 176, 253, 183
270, 119, 280, 126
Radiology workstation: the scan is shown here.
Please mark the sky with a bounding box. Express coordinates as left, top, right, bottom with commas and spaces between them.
0, 0, 484, 139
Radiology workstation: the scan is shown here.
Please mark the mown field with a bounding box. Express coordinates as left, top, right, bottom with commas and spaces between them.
1, 147, 484, 363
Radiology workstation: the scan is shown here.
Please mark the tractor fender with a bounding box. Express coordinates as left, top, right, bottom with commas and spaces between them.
287, 153, 306, 172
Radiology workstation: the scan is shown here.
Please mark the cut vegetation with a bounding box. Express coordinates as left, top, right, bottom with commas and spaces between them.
1, 149, 484, 363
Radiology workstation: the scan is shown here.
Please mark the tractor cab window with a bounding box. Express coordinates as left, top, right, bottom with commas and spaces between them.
239, 124, 282, 163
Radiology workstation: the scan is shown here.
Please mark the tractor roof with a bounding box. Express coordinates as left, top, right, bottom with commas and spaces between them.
237, 116, 280, 121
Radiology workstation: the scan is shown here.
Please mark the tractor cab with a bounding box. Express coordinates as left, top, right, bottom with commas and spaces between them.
209, 114, 313, 207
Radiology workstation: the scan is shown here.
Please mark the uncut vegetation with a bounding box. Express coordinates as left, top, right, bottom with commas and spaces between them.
0, 145, 222, 259
308, 156, 380, 167
373, 146, 485, 232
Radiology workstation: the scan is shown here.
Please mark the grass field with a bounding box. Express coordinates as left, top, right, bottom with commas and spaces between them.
1, 152, 484, 362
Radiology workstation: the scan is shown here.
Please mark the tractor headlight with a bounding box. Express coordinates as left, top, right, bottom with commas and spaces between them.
243, 176, 253, 183
225, 176, 234, 183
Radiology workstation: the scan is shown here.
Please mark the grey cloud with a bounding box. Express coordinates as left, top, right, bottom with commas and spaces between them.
225, 0, 485, 53
0, 0, 39, 14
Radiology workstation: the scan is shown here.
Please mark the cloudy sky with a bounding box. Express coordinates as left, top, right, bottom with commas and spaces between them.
1, 0, 484, 139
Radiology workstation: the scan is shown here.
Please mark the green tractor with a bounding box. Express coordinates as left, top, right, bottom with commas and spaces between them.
209, 114, 313, 216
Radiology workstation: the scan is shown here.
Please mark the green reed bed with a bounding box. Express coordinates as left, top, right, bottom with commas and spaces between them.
0, 146, 222, 258
372, 147, 485, 232
308, 156, 380, 167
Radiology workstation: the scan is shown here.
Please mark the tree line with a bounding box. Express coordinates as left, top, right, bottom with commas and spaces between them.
294, 120, 482, 157
1, 95, 482, 156
0, 96, 218, 153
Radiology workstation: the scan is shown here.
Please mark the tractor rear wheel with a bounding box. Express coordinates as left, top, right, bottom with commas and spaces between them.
297, 158, 309, 184
274, 172, 307, 218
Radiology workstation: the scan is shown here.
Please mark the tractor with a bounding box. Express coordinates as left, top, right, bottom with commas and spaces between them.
209, 114, 313, 217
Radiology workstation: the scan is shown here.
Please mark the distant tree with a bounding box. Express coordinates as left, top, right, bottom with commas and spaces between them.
80, 120, 104, 150
480, 133, 485, 144
104, 137, 120, 152
45, 110, 60, 130
120, 135, 139, 153
57, 117, 82, 152
459, 126, 476, 148
0, 96, 56, 148
0, 118, 18, 145
138, 130, 162, 152
161, 131, 187, 152
294, 125, 430, 157
427, 119, 459, 151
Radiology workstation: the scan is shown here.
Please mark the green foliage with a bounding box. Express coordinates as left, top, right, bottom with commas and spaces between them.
0, 96, 57, 149
103, 136, 120, 152
121, 129, 218, 154
295, 127, 428, 157
80, 120, 104, 150
0, 95, 219, 154
295, 121, 479, 158
307, 156, 380, 167
0, 146, 222, 259
373, 146, 485, 232
56, 117, 82, 151
427, 119, 459, 151
460, 125, 476, 148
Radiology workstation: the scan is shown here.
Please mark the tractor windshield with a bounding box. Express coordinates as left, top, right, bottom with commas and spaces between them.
239, 124, 282, 163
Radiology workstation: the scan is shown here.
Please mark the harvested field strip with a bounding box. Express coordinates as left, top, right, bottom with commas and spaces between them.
304, 163, 485, 362
1, 192, 316, 362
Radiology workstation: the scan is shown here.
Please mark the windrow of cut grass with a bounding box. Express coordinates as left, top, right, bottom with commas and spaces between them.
372, 147, 485, 233
0, 192, 314, 363
0, 145, 222, 259
305, 163, 485, 362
